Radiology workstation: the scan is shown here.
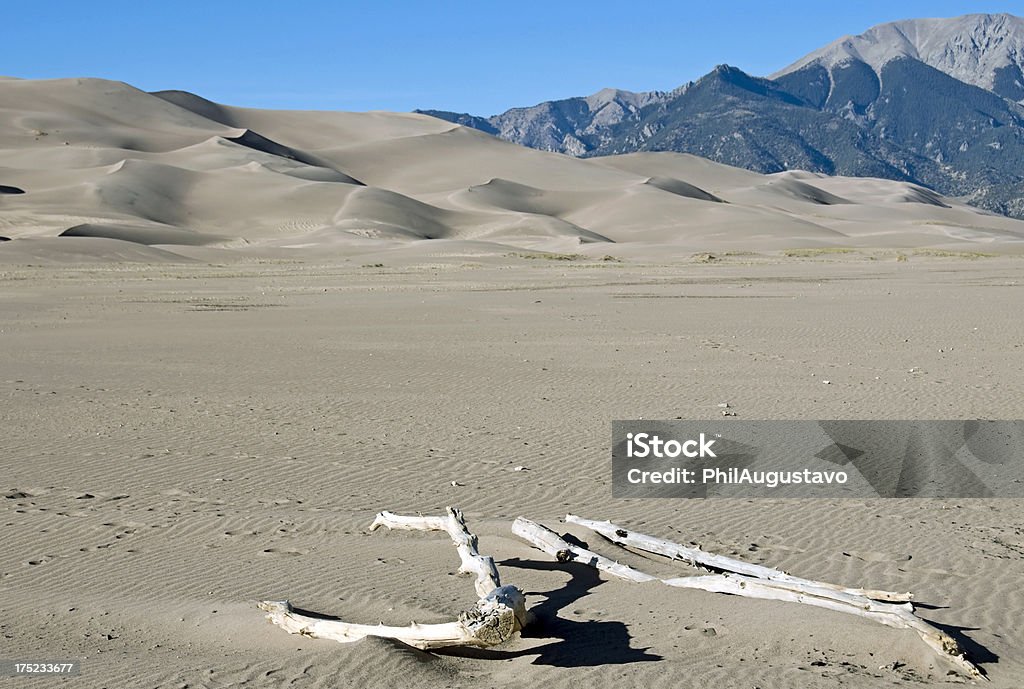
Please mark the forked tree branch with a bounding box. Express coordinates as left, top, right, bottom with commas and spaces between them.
259, 507, 526, 649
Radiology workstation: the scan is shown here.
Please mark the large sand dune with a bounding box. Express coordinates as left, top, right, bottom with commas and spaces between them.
3, 77, 1024, 264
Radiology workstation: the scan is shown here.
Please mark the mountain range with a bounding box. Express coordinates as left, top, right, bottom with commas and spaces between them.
418, 13, 1024, 218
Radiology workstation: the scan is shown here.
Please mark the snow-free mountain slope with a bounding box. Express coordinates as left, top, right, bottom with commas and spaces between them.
421, 14, 1024, 219
773, 13, 1024, 100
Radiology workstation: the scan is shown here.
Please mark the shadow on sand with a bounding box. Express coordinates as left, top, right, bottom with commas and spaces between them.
438, 556, 661, 667
288, 545, 996, 675
286, 554, 660, 668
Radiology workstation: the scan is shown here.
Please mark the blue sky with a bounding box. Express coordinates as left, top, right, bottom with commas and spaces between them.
3, 2, 1021, 114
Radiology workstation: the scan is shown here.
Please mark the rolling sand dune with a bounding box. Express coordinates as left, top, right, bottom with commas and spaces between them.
3, 77, 1024, 263
2, 77, 1024, 689
588, 152, 767, 189
60, 222, 231, 246
0, 235, 198, 262
642, 175, 724, 202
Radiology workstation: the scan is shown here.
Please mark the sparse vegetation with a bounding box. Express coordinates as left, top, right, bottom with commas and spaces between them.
911, 249, 994, 259
783, 247, 855, 257
507, 251, 583, 261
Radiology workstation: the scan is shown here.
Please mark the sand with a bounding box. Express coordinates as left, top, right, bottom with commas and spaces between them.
1, 256, 1022, 688
1, 77, 1023, 688
3, 78, 1024, 262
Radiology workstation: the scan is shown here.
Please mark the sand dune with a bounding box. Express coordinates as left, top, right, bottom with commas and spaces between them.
587, 151, 766, 190
454, 177, 610, 216
4, 77, 1024, 262
753, 177, 853, 205
151, 89, 240, 127
0, 235, 194, 263
60, 222, 230, 246
642, 175, 724, 202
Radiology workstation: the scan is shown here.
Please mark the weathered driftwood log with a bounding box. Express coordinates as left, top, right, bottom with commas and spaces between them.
565, 514, 912, 602
258, 587, 526, 650
511, 517, 983, 680
259, 507, 526, 650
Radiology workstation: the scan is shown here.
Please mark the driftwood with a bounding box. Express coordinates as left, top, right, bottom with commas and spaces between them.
257, 506, 983, 678
260, 507, 526, 649
369, 509, 502, 599
512, 516, 984, 680
565, 515, 912, 602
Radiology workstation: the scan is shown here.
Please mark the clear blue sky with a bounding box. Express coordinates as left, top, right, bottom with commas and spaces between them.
3, 2, 1021, 115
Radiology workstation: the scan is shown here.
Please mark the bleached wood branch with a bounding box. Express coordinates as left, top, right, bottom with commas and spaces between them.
259, 507, 525, 649
258, 585, 526, 650
565, 514, 912, 602
512, 517, 657, 583
370, 507, 501, 599
512, 517, 983, 680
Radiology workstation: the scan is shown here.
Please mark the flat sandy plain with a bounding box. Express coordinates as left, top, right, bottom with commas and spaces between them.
2, 253, 1023, 688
